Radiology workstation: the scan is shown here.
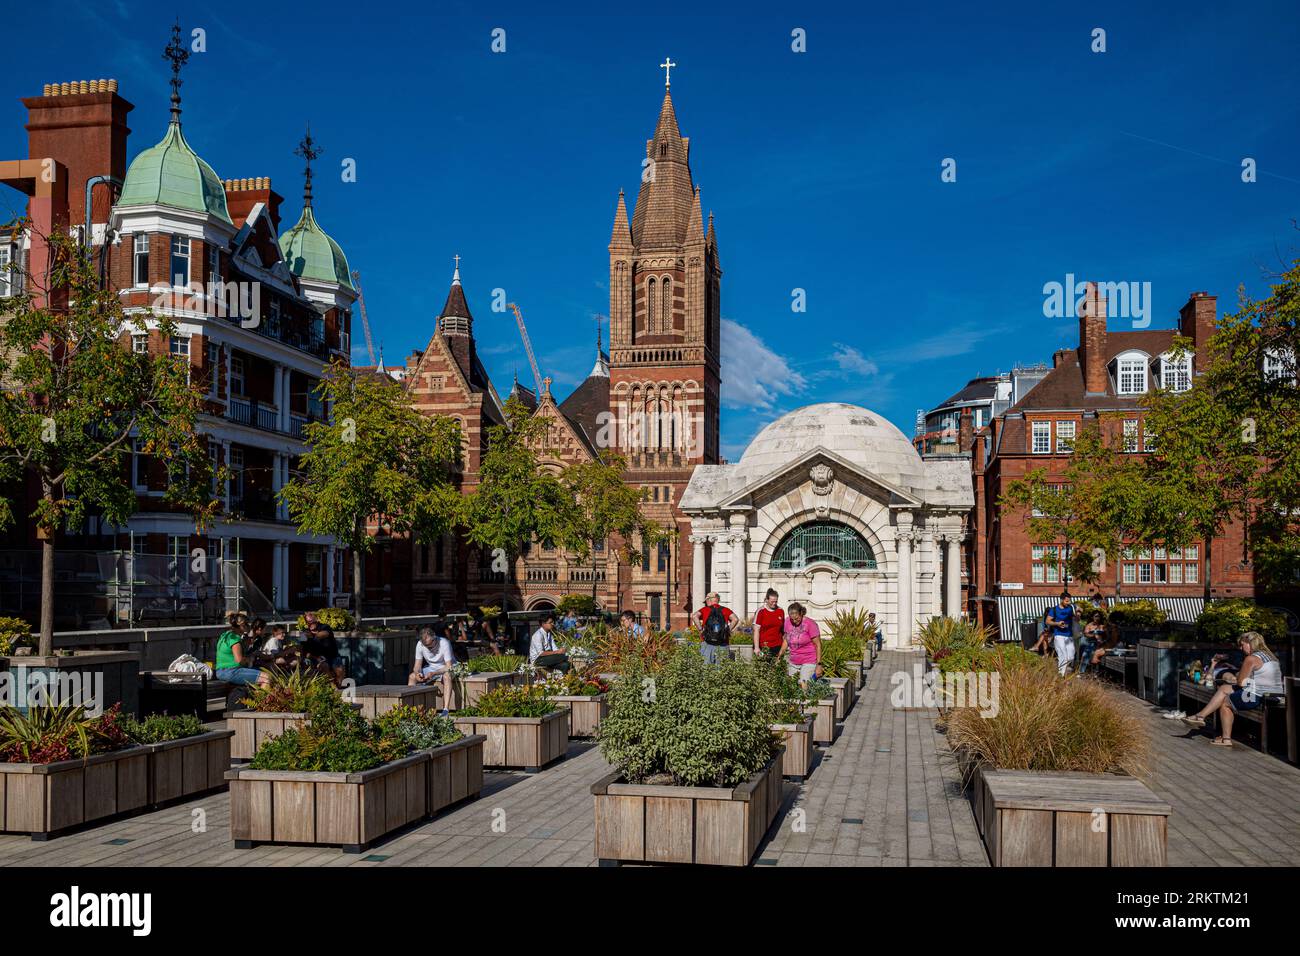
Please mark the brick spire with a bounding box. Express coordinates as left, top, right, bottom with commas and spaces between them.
632, 88, 696, 250
610, 189, 632, 249
687, 186, 704, 243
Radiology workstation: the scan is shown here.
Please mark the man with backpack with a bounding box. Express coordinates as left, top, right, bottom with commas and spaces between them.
691, 591, 735, 664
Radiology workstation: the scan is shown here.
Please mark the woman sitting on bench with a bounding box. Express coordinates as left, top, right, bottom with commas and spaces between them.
1182, 631, 1284, 746
215, 613, 270, 687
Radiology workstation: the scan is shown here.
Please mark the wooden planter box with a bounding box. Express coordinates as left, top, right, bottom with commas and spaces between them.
336, 629, 418, 685
730, 645, 755, 662
804, 697, 837, 744
228, 710, 308, 762
0, 651, 140, 717
771, 717, 815, 781
827, 677, 855, 719
454, 708, 569, 770
354, 684, 442, 719
967, 762, 1170, 866
1137, 640, 1226, 709
846, 660, 864, 689
591, 748, 785, 866
549, 694, 608, 738
426, 735, 486, 816
457, 671, 523, 710
0, 746, 149, 839
142, 728, 233, 807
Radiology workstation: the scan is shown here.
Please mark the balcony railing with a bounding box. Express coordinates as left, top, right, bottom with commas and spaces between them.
226, 398, 319, 440
228, 489, 279, 523
229, 312, 331, 359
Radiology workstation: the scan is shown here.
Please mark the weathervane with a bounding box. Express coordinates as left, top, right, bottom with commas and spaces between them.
660, 57, 676, 89
162, 20, 190, 123
294, 123, 323, 208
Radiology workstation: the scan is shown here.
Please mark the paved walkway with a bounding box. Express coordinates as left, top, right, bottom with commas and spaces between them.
2, 649, 1298, 866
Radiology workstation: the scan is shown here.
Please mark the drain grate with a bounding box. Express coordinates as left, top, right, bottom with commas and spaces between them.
841, 817, 864, 825
362, 854, 391, 862
103, 838, 133, 846
755, 858, 778, 866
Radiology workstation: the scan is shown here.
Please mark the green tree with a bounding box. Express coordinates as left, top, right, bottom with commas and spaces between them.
1140, 261, 1300, 591
560, 452, 662, 602
279, 361, 462, 616
0, 225, 218, 654
462, 397, 574, 563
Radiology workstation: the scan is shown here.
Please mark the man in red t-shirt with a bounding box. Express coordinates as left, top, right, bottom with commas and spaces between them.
753, 588, 785, 659
691, 591, 735, 664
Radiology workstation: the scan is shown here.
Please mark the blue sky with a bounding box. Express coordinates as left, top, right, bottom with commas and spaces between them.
3, 1, 1298, 460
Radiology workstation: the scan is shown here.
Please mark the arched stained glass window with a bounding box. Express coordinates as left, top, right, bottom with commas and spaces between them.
770, 521, 876, 570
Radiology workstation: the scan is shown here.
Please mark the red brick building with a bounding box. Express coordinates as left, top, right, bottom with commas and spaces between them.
967, 285, 1254, 636
0, 61, 355, 627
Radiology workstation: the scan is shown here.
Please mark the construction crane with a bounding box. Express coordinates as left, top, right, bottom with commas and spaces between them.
507, 301, 545, 397
350, 269, 377, 366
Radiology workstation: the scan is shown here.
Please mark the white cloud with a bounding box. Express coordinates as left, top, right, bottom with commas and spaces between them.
720, 318, 807, 410
829, 342, 879, 377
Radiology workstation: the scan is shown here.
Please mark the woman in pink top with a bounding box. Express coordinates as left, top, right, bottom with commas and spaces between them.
780, 602, 821, 687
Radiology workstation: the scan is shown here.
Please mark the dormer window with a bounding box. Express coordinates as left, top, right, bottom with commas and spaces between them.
1159, 352, 1191, 392
1115, 352, 1147, 395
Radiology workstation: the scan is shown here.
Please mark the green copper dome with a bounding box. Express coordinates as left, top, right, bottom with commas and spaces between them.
117, 120, 231, 223
279, 206, 354, 291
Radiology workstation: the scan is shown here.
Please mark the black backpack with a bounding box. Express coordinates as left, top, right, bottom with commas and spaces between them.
702, 606, 729, 645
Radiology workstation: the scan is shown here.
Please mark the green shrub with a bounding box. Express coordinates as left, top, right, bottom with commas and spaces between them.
915, 617, 992, 656
372, 705, 461, 751
464, 654, 526, 674
120, 713, 206, 744
935, 643, 1041, 675
1196, 599, 1288, 644
818, 635, 858, 678
293, 607, 356, 632
597, 652, 778, 787
0, 704, 131, 764
1072, 599, 1107, 622
250, 726, 395, 773
461, 685, 555, 718
241, 670, 340, 715
827, 608, 874, 645
0, 616, 33, 656
1108, 600, 1167, 629
557, 594, 600, 616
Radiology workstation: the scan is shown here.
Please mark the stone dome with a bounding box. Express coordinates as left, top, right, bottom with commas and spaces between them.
117, 120, 231, 224
738, 403, 926, 490
279, 206, 354, 291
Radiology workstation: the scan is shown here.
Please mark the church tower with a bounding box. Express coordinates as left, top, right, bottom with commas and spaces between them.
607, 66, 722, 628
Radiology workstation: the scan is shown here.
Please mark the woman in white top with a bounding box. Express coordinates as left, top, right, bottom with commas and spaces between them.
409, 623, 456, 715
1182, 631, 1284, 746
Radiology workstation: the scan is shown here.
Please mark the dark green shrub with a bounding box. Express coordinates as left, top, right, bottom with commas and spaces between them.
461, 685, 555, 718
463, 654, 526, 675
557, 594, 600, 616
597, 652, 778, 787
1108, 600, 1167, 629
121, 713, 206, 744
1196, 600, 1288, 644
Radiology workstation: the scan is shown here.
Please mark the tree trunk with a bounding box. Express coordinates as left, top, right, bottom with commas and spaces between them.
352, 547, 364, 621
39, 533, 55, 657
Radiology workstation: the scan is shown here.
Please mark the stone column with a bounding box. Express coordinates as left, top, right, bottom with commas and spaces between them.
690, 534, 707, 609
730, 530, 748, 618
945, 532, 963, 619
271, 541, 285, 610
895, 520, 914, 649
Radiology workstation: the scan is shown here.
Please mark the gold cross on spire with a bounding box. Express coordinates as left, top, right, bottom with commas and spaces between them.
660, 57, 676, 88
162, 21, 190, 123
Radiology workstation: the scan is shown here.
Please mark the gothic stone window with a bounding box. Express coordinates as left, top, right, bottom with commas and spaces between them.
770, 520, 877, 570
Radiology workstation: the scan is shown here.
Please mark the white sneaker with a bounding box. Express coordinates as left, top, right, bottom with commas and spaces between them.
1161, 709, 1186, 720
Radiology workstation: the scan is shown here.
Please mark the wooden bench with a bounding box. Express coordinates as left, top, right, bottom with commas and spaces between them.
1097, 652, 1138, 692
1177, 679, 1288, 756
140, 671, 241, 720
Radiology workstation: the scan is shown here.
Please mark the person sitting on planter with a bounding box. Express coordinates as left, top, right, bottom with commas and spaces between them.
1182, 631, 1285, 746
753, 588, 785, 660
779, 602, 821, 689
868, 612, 883, 652
410, 623, 456, 715
529, 614, 570, 672
1077, 611, 1109, 674
215, 613, 269, 688
619, 610, 645, 639
691, 592, 735, 664
303, 621, 345, 686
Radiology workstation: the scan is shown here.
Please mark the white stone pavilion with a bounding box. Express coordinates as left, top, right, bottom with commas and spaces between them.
679, 403, 973, 648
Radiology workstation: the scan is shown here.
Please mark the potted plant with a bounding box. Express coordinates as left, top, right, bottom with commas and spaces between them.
767, 699, 815, 782
455, 685, 569, 771
228, 670, 352, 761
946, 654, 1169, 866
591, 652, 784, 866
536, 670, 610, 737
455, 654, 526, 709
227, 703, 483, 852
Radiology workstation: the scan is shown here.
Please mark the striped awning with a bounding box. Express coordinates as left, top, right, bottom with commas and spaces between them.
995, 596, 1058, 641
1128, 596, 1205, 624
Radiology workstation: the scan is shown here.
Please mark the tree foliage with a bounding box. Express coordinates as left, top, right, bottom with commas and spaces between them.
0, 224, 217, 652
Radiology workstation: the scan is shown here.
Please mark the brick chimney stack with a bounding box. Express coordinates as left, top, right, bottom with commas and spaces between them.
24, 80, 133, 229
1079, 282, 1109, 395
1178, 291, 1217, 372
958, 407, 974, 452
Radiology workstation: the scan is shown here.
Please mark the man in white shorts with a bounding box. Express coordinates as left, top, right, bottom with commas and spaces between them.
410, 623, 456, 715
